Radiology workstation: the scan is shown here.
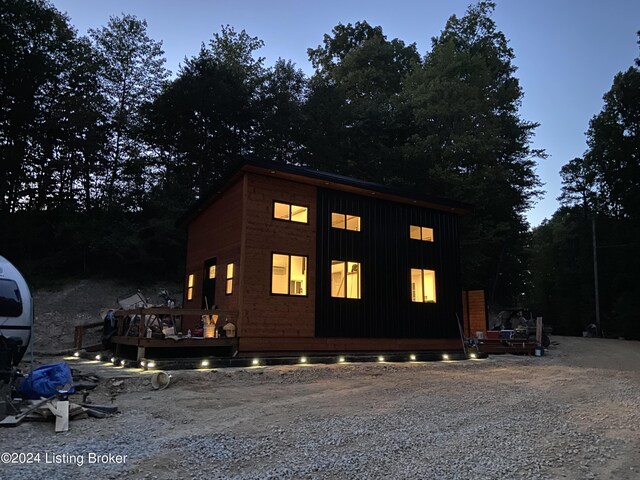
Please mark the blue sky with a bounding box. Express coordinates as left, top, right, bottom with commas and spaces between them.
52, 0, 640, 227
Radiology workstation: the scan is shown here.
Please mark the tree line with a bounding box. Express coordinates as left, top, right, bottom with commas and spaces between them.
6, 0, 636, 339
528, 34, 640, 339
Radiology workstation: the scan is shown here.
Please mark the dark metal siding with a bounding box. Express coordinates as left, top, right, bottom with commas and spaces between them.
315, 189, 462, 339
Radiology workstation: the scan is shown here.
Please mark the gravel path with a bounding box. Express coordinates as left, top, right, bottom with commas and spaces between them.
1, 337, 639, 479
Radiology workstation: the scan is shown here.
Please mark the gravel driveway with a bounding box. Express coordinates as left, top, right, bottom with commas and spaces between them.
1, 336, 639, 479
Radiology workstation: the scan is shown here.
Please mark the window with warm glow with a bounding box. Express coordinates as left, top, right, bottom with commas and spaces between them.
271, 253, 307, 296
332, 213, 360, 231
187, 274, 194, 301
273, 202, 308, 223
331, 261, 361, 299
225, 263, 234, 295
410, 268, 437, 303
208, 265, 216, 279
409, 225, 434, 242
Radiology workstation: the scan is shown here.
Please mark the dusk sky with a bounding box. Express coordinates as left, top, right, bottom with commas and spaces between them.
52, 0, 640, 227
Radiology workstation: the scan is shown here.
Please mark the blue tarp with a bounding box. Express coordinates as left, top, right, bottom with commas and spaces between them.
19, 362, 75, 399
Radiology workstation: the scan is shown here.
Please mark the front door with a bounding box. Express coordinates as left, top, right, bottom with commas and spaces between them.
202, 258, 217, 309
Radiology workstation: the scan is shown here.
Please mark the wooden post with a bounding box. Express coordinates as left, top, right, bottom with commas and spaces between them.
536, 317, 543, 345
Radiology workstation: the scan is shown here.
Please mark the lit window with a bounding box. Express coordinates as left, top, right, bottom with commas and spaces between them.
187, 274, 194, 301
410, 268, 436, 303
271, 254, 307, 296
273, 202, 308, 223
331, 261, 361, 299
409, 225, 434, 242
226, 263, 234, 295
332, 213, 360, 231
208, 265, 216, 279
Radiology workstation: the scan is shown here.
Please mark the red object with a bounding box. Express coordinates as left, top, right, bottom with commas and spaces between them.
486, 330, 501, 339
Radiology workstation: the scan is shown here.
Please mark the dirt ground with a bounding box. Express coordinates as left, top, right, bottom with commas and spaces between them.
2, 336, 639, 479
32, 279, 182, 354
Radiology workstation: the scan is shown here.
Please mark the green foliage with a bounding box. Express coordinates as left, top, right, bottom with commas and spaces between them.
3, 1, 545, 304
305, 21, 420, 180
89, 14, 170, 211
400, 2, 542, 305
531, 33, 640, 339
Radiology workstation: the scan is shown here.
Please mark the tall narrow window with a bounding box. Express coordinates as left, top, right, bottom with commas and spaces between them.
331, 261, 361, 299
409, 225, 434, 242
332, 213, 361, 231
410, 268, 437, 303
273, 202, 308, 223
187, 274, 195, 301
271, 254, 307, 296
225, 263, 234, 295
208, 265, 216, 279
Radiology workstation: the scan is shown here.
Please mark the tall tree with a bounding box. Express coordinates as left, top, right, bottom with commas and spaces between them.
89, 14, 170, 211
145, 27, 267, 199
253, 58, 307, 163
305, 21, 420, 181
1, 0, 73, 212
401, 1, 542, 306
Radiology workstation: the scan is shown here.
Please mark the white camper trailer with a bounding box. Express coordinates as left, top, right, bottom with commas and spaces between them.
0, 256, 33, 364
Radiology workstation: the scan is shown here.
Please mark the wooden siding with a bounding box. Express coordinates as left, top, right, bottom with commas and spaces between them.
462, 290, 487, 337
239, 173, 317, 337
316, 189, 463, 339
184, 179, 243, 327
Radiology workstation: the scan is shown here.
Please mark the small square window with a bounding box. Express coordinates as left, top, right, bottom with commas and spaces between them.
332, 213, 346, 229
332, 212, 360, 231
274, 202, 308, 224
410, 225, 434, 242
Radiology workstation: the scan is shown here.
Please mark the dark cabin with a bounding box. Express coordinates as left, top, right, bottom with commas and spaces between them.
180, 159, 474, 356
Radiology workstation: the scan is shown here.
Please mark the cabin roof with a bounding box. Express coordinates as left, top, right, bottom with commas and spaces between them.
178, 157, 473, 227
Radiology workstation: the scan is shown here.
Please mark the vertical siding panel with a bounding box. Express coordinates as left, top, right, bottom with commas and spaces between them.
316, 188, 462, 339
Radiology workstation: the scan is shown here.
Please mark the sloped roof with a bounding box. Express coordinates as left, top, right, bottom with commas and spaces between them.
178, 157, 472, 227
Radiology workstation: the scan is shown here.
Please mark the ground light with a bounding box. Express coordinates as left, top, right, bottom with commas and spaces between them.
200, 359, 210, 368
110, 357, 116, 364
299, 356, 308, 364
95, 354, 101, 361
120, 360, 126, 367
409, 354, 417, 361
252, 359, 260, 366
140, 360, 146, 368
469, 353, 477, 359
147, 361, 156, 369
338, 356, 346, 363
442, 354, 449, 361
378, 356, 385, 362
73, 351, 80, 358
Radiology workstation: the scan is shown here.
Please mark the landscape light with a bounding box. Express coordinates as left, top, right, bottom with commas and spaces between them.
110, 357, 116, 364
300, 357, 307, 364
95, 354, 101, 361
140, 360, 146, 368
120, 360, 126, 367
378, 356, 385, 362
201, 360, 210, 368
252, 359, 260, 366
73, 352, 80, 358
410, 354, 417, 361
469, 353, 477, 359
147, 361, 156, 369
338, 356, 346, 363
442, 354, 449, 361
